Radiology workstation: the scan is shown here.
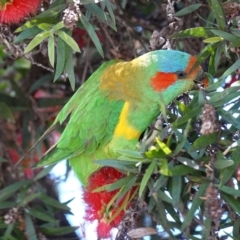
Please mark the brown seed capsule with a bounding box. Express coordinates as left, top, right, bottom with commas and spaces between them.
200, 103, 218, 135
62, 3, 80, 30
205, 183, 223, 225
223, 1, 240, 20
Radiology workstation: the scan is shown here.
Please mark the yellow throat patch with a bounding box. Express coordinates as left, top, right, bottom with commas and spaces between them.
114, 102, 141, 140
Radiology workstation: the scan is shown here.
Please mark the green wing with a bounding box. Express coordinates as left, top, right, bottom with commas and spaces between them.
37, 60, 125, 184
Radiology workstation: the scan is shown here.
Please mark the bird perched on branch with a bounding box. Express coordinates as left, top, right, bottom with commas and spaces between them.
35, 49, 205, 238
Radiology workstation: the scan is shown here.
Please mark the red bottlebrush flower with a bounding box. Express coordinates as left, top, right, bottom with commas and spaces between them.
72, 28, 87, 48
0, 0, 41, 25
83, 167, 135, 239
72, 27, 104, 48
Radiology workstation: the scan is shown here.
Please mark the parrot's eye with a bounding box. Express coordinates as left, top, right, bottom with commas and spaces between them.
176, 71, 186, 78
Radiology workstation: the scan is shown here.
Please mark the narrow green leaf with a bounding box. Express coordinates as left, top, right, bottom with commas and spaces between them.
48, 35, 55, 67
214, 160, 234, 169
221, 192, 240, 214
220, 58, 240, 79
111, 186, 138, 222
220, 186, 240, 197
34, 165, 55, 181
220, 148, 240, 186
0, 202, 16, 209
203, 36, 223, 43
95, 159, 137, 173
65, 46, 75, 90
208, 51, 216, 75
229, 41, 240, 48
14, 26, 42, 43
139, 160, 156, 197
24, 31, 51, 54
93, 175, 135, 192
39, 194, 70, 211
209, 86, 239, 103
106, 0, 116, 25
84, 3, 116, 30
156, 138, 172, 155
189, 132, 218, 152
18, 192, 42, 207
56, 30, 80, 52
220, 162, 238, 187
38, 23, 53, 31
233, 219, 240, 239
3, 223, 14, 239
154, 189, 173, 204
0, 180, 31, 202
154, 197, 174, 237
111, 193, 131, 221
191, 43, 217, 71
175, 4, 202, 17
211, 29, 240, 43
80, 15, 104, 57
220, 109, 240, 128
214, 43, 223, 72
117, 155, 147, 163
35, 4, 66, 19
176, 157, 200, 170
171, 165, 194, 176
170, 176, 182, 208
115, 175, 138, 205
24, 212, 38, 240
173, 106, 202, 127
159, 158, 172, 176
117, 149, 143, 159
145, 148, 168, 159
174, 100, 190, 115
159, 92, 167, 122
203, 217, 212, 239
110, 175, 137, 192
210, 0, 226, 30
171, 27, 214, 39
52, 21, 65, 32
29, 209, 58, 223
14, 18, 56, 33
153, 175, 168, 192
40, 226, 77, 235
181, 183, 208, 230
174, 119, 191, 155
100, 0, 106, 10
54, 37, 66, 81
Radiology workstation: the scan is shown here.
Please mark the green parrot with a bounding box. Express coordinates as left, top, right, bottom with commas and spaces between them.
37, 50, 204, 186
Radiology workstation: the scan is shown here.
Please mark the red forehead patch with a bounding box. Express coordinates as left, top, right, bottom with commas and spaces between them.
186, 56, 197, 73
151, 72, 177, 91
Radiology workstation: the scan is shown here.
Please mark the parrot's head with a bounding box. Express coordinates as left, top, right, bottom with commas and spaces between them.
100, 50, 205, 106
136, 50, 206, 104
